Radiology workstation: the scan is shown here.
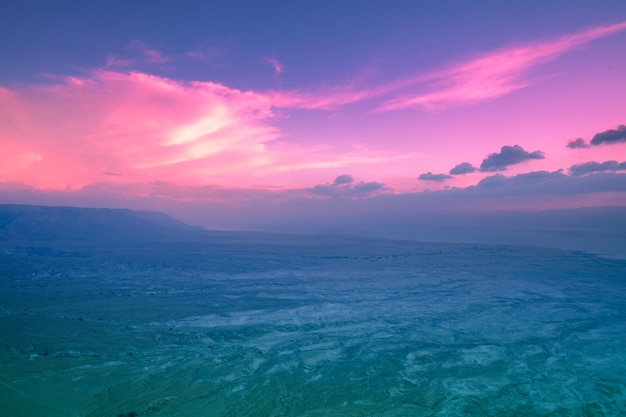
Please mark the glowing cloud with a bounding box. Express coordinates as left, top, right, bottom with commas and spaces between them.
380, 21, 626, 110
0, 71, 280, 188
0, 71, 409, 190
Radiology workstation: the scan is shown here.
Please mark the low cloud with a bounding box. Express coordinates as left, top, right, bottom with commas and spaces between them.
307, 176, 385, 198
4, 171, 626, 236
333, 174, 353, 185
418, 172, 452, 182
590, 125, 626, 146
569, 160, 626, 176
566, 138, 589, 149
477, 170, 565, 188
449, 162, 476, 175
350, 181, 385, 195
480, 145, 545, 172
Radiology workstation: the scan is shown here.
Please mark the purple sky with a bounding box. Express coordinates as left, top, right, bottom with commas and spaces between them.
1, 1, 625, 229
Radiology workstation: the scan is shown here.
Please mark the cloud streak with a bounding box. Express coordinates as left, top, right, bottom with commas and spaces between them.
380, 21, 626, 110
106, 40, 172, 68
0, 71, 406, 189
566, 138, 590, 149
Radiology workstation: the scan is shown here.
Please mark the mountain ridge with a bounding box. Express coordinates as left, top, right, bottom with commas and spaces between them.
0, 204, 204, 243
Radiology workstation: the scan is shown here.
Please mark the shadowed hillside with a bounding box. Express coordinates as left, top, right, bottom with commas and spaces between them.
0, 204, 203, 243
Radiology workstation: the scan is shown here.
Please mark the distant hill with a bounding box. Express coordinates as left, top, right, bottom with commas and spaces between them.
1, 203, 624, 258
0, 204, 204, 243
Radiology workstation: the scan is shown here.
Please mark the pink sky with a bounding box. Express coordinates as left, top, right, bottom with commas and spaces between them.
1, 17, 626, 225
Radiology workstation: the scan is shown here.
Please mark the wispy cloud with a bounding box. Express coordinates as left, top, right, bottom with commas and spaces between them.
268, 21, 626, 113
379, 21, 626, 110
0, 70, 406, 189
185, 39, 229, 66
264, 58, 283, 74
0, 71, 278, 187
106, 40, 172, 68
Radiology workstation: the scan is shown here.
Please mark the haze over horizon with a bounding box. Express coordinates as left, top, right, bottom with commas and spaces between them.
2, 1, 626, 230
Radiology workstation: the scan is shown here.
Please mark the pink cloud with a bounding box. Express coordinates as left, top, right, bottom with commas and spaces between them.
0, 71, 278, 188
265, 58, 283, 74
379, 21, 626, 110
263, 22, 626, 113
0, 71, 406, 190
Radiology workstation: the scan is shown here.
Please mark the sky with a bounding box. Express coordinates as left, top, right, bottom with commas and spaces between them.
1, 0, 626, 230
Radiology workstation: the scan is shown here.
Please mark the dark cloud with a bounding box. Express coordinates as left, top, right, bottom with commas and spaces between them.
307, 176, 385, 197
449, 162, 476, 175
463, 171, 626, 200
566, 138, 589, 149
333, 174, 353, 185
418, 172, 452, 182
590, 125, 626, 146
569, 160, 626, 176
477, 170, 565, 188
479, 145, 545, 172
351, 181, 385, 195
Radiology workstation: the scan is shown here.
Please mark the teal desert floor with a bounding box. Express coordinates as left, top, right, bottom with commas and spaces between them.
1, 237, 625, 416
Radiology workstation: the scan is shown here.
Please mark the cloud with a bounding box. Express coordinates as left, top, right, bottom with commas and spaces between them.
0, 70, 413, 189
0, 73, 266, 186
466, 171, 626, 200
479, 145, 545, 172
379, 21, 626, 110
106, 40, 172, 68
277, 21, 626, 113
4, 171, 625, 237
333, 174, 353, 185
477, 170, 565, 188
569, 160, 626, 176
449, 162, 476, 175
265, 58, 283, 74
97, 23, 626, 117
185, 39, 229, 65
351, 181, 385, 195
307, 176, 385, 198
590, 125, 626, 146
418, 172, 452, 182
566, 138, 589, 149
